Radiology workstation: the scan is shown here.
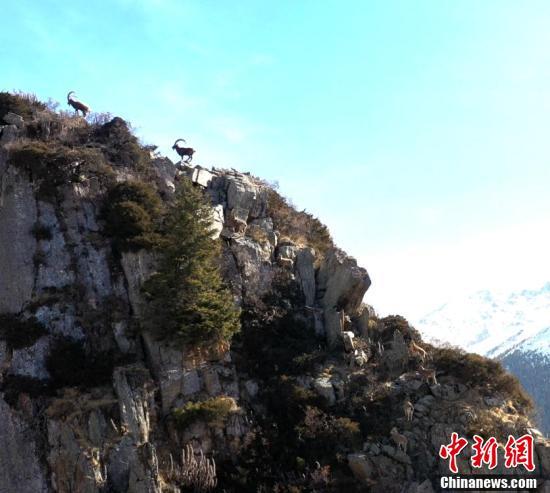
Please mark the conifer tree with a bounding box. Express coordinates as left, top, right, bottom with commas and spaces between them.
143, 177, 240, 346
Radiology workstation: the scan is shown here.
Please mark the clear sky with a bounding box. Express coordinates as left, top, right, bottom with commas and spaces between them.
2, 0, 550, 320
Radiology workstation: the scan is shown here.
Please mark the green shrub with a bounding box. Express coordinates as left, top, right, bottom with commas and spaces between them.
0, 314, 47, 350
93, 117, 151, 171
0, 91, 46, 121
143, 177, 240, 347
433, 347, 534, 410
102, 181, 164, 251
173, 396, 235, 429
46, 337, 115, 388
31, 223, 53, 241
267, 189, 333, 257
8, 142, 108, 201
296, 406, 361, 457
1, 375, 52, 405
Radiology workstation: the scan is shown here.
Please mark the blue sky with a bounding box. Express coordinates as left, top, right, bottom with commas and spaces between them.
2, 0, 550, 319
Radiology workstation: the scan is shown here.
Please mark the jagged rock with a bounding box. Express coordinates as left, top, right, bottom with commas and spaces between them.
313, 377, 336, 405
324, 309, 344, 346
354, 303, 371, 337
10, 336, 50, 379
382, 329, 409, 376
210, 204, 224, 239
353, 348, 369, 367
120, 250, 156, 317
430, 382, 467, 400
202, 367, 222, 396
3, 112, 24, 128
0, 164, 37, 313
295, 247, 315, 306
113, 365, 155, 445
48, 419, 104, 493
317, 248, 371, 314
342, 331, 355, 352
0, 397, 48, 493
230, 236, 273, 299
0, 124, 19, 143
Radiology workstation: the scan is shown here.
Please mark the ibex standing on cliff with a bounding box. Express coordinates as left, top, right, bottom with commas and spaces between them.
403, 399, 414, 422
172, 139, 195, 164
409, 340, 428, 362
67, 91, 90, 117
418, 365, 438, 385
390, 427, 408, 453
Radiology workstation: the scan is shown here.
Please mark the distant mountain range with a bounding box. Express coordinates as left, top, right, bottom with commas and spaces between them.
416, 283, 550, 434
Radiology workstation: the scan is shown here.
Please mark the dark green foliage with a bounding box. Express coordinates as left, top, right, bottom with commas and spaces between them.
8, 142, 109, 201
0, 314, 47, 350
102, 181, 163, 251
432, 346, 534, 410
173, 396, 235, 430
0, 91, 46, 121
268, 189, 333, 257
31, 223, 53, 241
296, 406, 361, 457
143, 177, 240, 347
1, 375, 53, 406
93, 117, 151, 171
46, 337, 115, 388
238, 274, 324, 378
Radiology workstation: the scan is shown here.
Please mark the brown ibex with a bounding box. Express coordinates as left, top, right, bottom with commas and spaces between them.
409, 340, 428, 362
390, 427, 408, 453
418, 365, 438, 385
172, 138, 195, 163
67, 91, 90, 117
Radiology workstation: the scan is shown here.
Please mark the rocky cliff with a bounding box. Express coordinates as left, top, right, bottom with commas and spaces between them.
0, 93, 549, 492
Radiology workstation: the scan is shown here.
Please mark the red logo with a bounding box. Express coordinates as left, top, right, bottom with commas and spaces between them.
471, 435, 498, 470
504, 434, 535, 472
439, 432, 468, 473
439, 433, 536, 473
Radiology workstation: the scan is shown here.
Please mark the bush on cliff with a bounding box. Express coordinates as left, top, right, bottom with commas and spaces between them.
8, 141, 110, 201
143, 177, 240, 346
432, 346, 534, 410
267, 189, 333, 257
0, 314, 47, 350
173, 396, 235, 429
0, 91, 46, 121
102, 180, 164, 251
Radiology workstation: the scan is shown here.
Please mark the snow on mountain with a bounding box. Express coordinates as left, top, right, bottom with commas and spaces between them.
416, 282, 550, 358
416, 282, 550, 433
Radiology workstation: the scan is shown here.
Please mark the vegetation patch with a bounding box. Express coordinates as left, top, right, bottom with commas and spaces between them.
8, 141, 108, 201
0, 314, 47, 350
0, 91, 46, 121
31, 223, 53, 241
432, 346, 534, 410
46, 337, 115, 389
102, 180, 164, 251
267, 189, 333, 257
143, 177, 240, 347
173, 396, 235, 430
1, 375, 53, 406
92, 117, 151, 172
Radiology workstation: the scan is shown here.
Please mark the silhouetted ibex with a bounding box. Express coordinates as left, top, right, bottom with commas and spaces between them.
172, 138, 195, 163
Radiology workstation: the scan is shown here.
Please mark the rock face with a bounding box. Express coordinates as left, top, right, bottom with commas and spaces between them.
0, 102, 548, 492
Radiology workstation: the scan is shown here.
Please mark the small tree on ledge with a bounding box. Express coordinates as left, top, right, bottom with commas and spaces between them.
143, 177, 240, 347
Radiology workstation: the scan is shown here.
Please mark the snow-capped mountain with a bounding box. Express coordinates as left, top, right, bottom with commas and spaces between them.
416, 282, 550, 358
416, 283, 550, 433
